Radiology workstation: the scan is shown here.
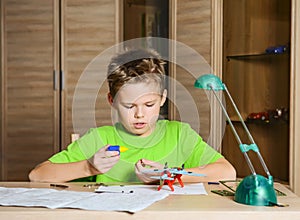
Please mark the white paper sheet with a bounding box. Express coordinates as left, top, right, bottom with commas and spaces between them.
0, 186, 168, 213
0, 183, 207, 212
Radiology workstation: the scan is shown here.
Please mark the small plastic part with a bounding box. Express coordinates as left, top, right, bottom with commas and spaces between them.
107, 145, 128, 153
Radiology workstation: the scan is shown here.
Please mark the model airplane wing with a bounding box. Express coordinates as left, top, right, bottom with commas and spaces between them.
150, 174, 174, 180
170, 169, 206, 176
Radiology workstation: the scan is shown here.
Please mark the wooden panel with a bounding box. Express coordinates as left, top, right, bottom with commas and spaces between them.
61, 0, 116, 147
1, 0, 59, 180
222, 0, 291, 182
290, 0, 300, 195
176, 0, 212, 144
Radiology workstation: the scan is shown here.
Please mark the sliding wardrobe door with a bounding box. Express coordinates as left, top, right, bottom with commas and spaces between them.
0, 0, 60, 180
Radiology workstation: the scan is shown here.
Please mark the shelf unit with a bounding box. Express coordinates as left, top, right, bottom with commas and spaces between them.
222, 0, 291, 183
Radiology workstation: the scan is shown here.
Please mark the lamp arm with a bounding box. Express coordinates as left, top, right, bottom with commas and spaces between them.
210, 87, 256, 175
223, 85, 255, 143
223, 84, 271, 178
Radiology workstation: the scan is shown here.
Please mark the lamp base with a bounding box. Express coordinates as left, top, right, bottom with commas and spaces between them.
234, 174, 277, 206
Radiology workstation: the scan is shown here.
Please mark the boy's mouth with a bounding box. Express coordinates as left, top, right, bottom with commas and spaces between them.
133, 122, 146, 129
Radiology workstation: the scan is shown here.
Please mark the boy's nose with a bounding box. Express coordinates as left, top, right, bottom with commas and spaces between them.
134, 107, 144, 118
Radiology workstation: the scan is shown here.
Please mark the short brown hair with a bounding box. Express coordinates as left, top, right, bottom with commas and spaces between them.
107, 49, 166, 98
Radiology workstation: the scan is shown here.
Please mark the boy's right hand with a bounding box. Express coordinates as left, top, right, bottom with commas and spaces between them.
88, 145, 120, 174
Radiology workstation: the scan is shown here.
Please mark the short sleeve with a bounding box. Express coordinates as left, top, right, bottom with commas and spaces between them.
182, 126, 223, 168
49, 128, 105, 163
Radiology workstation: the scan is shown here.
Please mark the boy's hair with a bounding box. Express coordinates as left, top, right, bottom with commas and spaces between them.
107, 49, 166, 99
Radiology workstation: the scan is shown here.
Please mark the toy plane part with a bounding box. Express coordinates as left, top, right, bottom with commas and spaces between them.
150, 173, 174, 180
150, 175, 174, 180
169, 169, 205, 176
142, 163, 206, 192
143, 167, 205, 177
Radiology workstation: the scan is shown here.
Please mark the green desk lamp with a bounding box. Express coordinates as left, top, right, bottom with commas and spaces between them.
194, 73, 277, 206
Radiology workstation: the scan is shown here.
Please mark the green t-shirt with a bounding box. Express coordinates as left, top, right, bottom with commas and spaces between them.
49, 120, 222, 182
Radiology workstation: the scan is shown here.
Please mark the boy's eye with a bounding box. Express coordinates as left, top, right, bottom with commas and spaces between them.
146, 103, 155, 107
124, 105, 134, 109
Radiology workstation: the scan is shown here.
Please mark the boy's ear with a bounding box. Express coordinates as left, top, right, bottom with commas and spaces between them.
107, 92, 114, 105
160, 89, 167, 106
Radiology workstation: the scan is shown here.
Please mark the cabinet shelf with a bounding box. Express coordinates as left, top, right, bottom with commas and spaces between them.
226, 51, 289, 61
228, 119, 288, 125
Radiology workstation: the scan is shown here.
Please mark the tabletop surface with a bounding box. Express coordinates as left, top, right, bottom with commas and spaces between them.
0, 181, 300, 220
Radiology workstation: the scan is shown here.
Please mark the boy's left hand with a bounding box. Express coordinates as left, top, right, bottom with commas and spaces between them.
135, 159, 164, 183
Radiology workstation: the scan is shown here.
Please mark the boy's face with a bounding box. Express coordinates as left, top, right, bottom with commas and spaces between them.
109, 82, 166, 137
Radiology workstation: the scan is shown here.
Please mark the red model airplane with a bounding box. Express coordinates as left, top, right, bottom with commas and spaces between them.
145, 163, 205, 191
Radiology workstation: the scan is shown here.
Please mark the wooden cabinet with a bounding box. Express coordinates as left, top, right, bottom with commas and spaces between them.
0, 0, 218, 181
222, 0, 291, 182
0, 0, 117, 180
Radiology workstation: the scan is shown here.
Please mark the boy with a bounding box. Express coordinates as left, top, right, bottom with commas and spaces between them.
29, 49, 236, 183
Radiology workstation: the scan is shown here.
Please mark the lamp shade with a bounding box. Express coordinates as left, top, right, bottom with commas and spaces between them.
194, 74, 225, 91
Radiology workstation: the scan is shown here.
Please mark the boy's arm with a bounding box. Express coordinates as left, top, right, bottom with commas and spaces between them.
29, 145, 120, 182
28, 160, 99, 183
181, 157, 236, 182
